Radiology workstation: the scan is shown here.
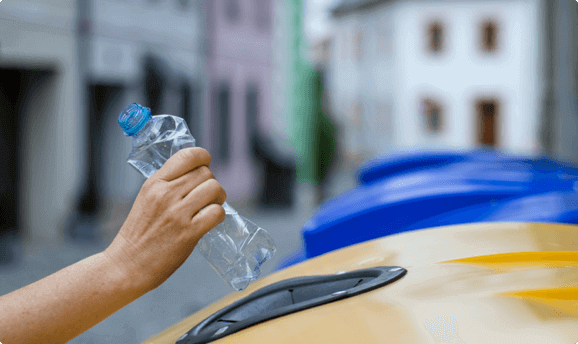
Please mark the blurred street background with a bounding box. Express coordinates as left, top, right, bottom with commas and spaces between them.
1, 0, 578, 342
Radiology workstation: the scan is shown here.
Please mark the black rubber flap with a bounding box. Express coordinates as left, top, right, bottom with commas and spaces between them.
176, 266, 406, 344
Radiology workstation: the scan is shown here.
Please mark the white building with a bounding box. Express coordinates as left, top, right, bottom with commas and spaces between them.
328, 0, 554, 163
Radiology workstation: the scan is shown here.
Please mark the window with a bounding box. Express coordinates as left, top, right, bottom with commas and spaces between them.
481, 20, 498, 52
182, 82, 201, 146
182, 82, 191, 122
143, 55, 165, 117
422, 99, 442, 133
428, 22, 444, 53
216, 84, 230, 162
225, 0, 240, 23
246, 84, 259, 150
476, 100, 499, 146
255, 0, 271, 31
176, 0, 192, 10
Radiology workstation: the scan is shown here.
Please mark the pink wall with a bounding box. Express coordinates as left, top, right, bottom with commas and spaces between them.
204, 0, 273, 203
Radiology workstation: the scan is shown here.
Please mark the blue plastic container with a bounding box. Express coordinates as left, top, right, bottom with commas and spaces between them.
275, 152, 578, 270
301, 174, 576, 259
357, 149, 578, 185
407, 190, 578, 230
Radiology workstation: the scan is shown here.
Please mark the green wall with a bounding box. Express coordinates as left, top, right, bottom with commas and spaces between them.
287, 0, 316, 184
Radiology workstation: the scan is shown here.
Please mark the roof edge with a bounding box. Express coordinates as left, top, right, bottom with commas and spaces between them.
330, 0, 393, 17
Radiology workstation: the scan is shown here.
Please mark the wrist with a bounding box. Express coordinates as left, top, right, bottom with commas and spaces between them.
102, 239, 152, 296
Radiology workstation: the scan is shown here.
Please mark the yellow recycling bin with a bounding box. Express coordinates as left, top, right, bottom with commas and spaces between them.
145, 222, 578, 344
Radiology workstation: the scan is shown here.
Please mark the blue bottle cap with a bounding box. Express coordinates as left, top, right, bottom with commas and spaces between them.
118, 103, 152, 136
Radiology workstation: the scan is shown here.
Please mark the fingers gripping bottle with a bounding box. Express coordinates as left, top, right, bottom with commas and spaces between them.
118, 103, 276, 291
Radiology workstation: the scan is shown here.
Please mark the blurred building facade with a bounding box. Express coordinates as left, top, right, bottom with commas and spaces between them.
540, 0, 578, 163
327, 0, 577, 162
271, 0, 292, 147
71, 0, 207, 240
0, 0, 289, 250
0, 0, 208, 246
273, 0, 329, 186
0, 0, 80, 246
203, 0, 274, 203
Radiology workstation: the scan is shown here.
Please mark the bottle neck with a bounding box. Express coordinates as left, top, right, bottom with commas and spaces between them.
131, 118, 156, 145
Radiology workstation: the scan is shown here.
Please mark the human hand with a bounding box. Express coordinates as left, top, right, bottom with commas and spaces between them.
104, 148, 226, 293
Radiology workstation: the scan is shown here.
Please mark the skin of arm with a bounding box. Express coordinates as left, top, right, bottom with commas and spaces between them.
0, 148, 226, 344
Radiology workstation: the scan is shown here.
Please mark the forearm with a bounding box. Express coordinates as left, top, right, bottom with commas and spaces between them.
0, 252, 145, 344
0, 148, 226, 343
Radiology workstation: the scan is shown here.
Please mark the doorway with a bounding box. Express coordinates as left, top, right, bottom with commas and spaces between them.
0, 68, 53, 260
68, 84, 124, 241
476, 99, 499, 147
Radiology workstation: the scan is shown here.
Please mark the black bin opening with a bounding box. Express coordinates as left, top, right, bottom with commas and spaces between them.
177, 266, 407, 344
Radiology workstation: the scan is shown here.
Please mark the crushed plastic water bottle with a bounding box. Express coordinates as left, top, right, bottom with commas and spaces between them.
118, 103, 276, 291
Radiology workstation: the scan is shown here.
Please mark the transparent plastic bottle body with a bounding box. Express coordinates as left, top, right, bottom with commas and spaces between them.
121, 108, 276, 291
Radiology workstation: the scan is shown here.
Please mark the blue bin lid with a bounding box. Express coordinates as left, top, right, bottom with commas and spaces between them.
302, 161, 578, 259
480, 190, 578, 223
357, 149, 513, 184
357, 149, 578, 185
279, 188, 578, 271
407, 190, 578, 230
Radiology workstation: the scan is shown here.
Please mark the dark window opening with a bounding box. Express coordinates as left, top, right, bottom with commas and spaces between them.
481, 21, 498, 52
255, 0, 271, 31
216, 84, 230, 162
177, 0, 192, 10
423, 99, 442, 133
180, 82, 194, 143
181, 82, 202, 146
0, 69, 23, 239
477, 100, 499, 146
0, 68, 53, 255
225, 0, 240, 23
181, 83, 191, 125
428, 22, 443, 53
144, 56, 166, 117
246, 84, 259, 154
76, 84, 123, 226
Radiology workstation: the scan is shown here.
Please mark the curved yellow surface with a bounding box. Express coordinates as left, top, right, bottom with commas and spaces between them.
144, 222, 578, 344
